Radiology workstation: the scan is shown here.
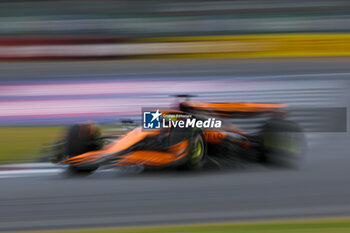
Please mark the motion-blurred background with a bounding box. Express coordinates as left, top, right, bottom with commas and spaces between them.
2, 0, 350, 37
1, 0, 350, 59
0, 1, 350, 233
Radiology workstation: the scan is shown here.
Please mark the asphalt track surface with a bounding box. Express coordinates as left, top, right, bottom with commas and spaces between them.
1, 58, 350, 232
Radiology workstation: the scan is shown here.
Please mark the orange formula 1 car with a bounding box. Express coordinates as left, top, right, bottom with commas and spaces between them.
51, 99, 306, 174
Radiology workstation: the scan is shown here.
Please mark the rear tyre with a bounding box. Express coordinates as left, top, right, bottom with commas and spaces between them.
259, 119, 306, 168
64, 123, 102, 175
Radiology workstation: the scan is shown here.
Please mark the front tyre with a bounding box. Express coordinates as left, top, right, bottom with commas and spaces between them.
64, 122, 102, 175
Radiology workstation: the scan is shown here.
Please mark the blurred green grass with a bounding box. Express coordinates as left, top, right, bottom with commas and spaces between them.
30, 218, 350, 233
0, 126, 63, 164
0, 125, 126, 164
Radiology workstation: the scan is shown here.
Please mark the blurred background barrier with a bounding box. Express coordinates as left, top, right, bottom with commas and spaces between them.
1, 33, 350, 59
1, 0, 350, 60
1, 0, 350, 37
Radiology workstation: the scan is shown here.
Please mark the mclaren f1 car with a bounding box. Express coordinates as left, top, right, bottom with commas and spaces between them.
50, 98, 306, 174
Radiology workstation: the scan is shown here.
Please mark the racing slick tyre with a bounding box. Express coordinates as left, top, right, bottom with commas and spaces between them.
259, 119, 306, 168
49, 139, 65, 164
176, 129, 207, 170
64, 122, 102, 175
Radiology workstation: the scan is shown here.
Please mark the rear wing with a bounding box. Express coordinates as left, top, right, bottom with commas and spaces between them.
180, 102, 287, 118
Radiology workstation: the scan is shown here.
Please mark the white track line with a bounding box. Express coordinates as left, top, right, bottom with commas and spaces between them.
0, 169, 63, 179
